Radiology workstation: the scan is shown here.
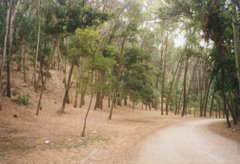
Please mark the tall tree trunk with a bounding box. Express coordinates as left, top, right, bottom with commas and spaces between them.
186, 58, 199, 115
182, 57, 188, 117
166, 54, 183, 113
61, 64, 74, 113
174, 55, 184, 114
232, 4, 240, 92
6, 0, 19, 98
33, 0, 41, 93
199, 66, 205, 117
203, 78, 213, 117
161, 32, 168, 115
0, 1, 12, 110
36, 42, 47, 115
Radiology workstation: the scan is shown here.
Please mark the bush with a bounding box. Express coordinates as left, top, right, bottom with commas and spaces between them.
15, 94, 30, 105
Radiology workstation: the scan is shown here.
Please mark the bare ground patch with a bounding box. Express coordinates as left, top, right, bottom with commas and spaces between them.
0, 69, 194, 164
208, 120, 240, 142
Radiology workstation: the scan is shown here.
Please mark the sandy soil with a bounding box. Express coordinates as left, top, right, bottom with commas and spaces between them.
208, 120, 240, 142
137, 119, 240, 164
0, 69, 194, 164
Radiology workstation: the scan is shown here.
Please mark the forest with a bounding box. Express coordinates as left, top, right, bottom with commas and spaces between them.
0, 0, 240, 135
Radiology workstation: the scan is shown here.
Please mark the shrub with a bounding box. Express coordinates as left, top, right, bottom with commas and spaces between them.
15, 94, 30, 105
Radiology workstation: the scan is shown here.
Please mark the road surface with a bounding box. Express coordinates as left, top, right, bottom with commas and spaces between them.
137, 119, 240, 164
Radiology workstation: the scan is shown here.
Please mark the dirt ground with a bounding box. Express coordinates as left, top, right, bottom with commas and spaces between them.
0, 69, 194, 164
1, 68, 238, 164
208, 120, 240, 142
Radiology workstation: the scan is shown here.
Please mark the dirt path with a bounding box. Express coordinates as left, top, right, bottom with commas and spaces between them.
137, 119, 240, 164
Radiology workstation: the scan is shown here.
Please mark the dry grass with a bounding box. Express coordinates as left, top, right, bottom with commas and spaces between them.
208, 121, 240, 142
0, 69, 194, 164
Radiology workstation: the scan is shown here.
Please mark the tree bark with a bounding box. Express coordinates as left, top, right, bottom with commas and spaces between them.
94, 91, 101, 110
161, 32, 168, 115
81, 92, 93, 137
61, 64, 74, 113
222, 94, 231, 127
182, 56, 188, 117
73, 90, 78, 108
33, 0, 41, 93
203, 78, 213, 117
232, 4, 240, 92
0, 1, 12, 110
209, 93, 215, 117
36, 42, 47, 115
109, 90, 116, 120
79, 90, 86, 108
166, 54, 183, 113
199, 66, 205, 117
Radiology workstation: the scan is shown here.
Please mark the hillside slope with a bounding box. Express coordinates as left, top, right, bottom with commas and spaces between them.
0, 69, 192, 164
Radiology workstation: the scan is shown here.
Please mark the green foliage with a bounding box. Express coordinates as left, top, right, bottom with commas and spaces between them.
17, 15, 35, 44
0, 3, 6, 48
124, 47, 149, 68
123, 46, 157, 104
210, 48, 238, 94
102, 45, 119, 59
15, 94, 30, 105
42, 2, 110, 35
68, 28, 100, 65
91, 55, 116, 72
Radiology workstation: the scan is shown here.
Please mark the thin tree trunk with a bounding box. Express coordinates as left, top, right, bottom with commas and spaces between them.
33, 0, 41, 93
79, 90, 86, 108
73, 90, 78, 108
174, 55, 184, 115
36, 42, 47, 115
21, 45, 27, 82
124, 97, 127, 106
222, 95, 231, 127
0, 1, 12, 110
182, 57, 188, 117
203, 78, 213, 117
199, 67, 205, 117
81, 92, 94, 137
166, 54, 183, 113
161, 32, 168, 115
109, 90, 116, 120
6, 0, 19, 98
108, 96, 111, 108
36, 67, 44, 116
185, 59, 199, 115
94, 91, 101, 110
176, 87, 183, 115
61, 64, 74, 113
209, 93, 215, 117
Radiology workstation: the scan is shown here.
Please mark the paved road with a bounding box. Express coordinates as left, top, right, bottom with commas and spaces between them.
137, 119, 240, 164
